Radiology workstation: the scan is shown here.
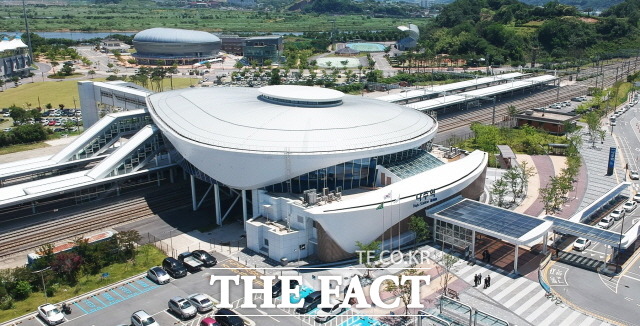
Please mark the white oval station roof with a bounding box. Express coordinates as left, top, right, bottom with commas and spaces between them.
147, 86, 436, 154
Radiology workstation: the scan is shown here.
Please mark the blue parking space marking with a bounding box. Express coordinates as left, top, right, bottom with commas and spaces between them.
73, 302, 88, 314
71, 279, 159, 316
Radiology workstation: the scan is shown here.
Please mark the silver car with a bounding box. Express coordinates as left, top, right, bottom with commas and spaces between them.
188, 293, 214, 313
168, 296, 197, 320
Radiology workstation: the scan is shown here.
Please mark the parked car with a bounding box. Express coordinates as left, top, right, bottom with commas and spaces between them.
162, 257, 188, 278
598, 216, 614, 229
611, 120, 617, 126
630, 171, 639, 180
215, 308, 244, 326
147, 266, 170, 284
200, 317, 220, 326
177, 251, 204, 272
168, 296, 197, 320
634, 193, 640, 202
38, 304, 64, 325
610, 208, 626, 221
573, 238, 591, 251
2, 128, 12, 132
272, 279, 300, 297
624, 200, 637, 212
131, 310, 159, 326
188, 293, 214, 313
191, 249, 217, 267
296, 291, 322, 314
315, 300, 346, 323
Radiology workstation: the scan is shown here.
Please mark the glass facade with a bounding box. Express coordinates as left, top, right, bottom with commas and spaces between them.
435, 220, 473, 250
265, 144, 434, 194
265, 157, 378, 194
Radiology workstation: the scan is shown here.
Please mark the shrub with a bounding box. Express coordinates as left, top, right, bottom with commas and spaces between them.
13, 281, 31, 300
0, 297, 14, 310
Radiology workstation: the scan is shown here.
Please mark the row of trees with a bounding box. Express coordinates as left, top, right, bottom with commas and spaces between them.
0, 231, 141, 310
491, 161, 536, 208
539, 134, 583, 214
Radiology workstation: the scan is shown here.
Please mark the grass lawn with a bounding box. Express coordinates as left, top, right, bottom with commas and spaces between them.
0, 142, 50, 155
0, 78, 107, 110
0, 77, 196, 110
0, 245, 166, 323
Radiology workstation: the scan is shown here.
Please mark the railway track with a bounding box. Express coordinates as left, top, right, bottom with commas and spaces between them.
0, 187, 193, 259
437, 58, 639, 133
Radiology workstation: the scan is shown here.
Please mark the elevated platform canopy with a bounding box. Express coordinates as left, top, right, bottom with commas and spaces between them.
544, 216, 630, 248
377, 72, 524, 103
427, 197, 552, 246
570, 182, 630, 223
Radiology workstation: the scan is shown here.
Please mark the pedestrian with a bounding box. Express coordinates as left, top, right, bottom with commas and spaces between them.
473, 274, 478, 287
482, 250, 487, 262
487, 275, 491, 288
487, 252, 491, 264
484, 275, 490, 289
477, 273, 482, 287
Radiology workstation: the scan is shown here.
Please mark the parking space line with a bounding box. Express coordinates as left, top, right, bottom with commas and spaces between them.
93, 295, 108, 307
111, 288, 126, 300
73, 302, 89, 314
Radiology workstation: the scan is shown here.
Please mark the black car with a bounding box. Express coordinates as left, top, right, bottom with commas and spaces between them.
296, 291, 322, 314
162, 257, 187, 278
272, 279, 300, 298
215, 308, 244, 326
191, 250, 217, 267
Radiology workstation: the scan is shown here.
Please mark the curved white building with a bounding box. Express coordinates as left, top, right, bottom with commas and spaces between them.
396, 23, 419, 51
147, 85, 487, 262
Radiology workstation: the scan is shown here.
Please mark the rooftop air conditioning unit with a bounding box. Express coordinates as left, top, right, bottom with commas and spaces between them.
525, 110, 534, 115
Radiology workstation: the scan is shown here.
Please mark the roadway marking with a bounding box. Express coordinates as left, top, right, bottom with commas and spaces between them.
622, 274, 640, 283
257, 309, 281, 322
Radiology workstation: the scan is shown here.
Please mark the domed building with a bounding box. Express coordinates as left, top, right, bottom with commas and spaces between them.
132, 28, 221, 65
147, 85, 488, 262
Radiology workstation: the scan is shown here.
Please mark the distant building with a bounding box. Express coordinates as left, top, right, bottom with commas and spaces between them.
100, 38, 130, 54
0, 35, 31, 79
243, 35, 283, 64
396, 23, 419, 51
227, 0, 256, 7
515, 110, 579, 135
219, 35, 246, 55
132, 28, 221, 65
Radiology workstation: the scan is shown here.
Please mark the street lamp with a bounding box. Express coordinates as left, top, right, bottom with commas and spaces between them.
32, 266, 51, 302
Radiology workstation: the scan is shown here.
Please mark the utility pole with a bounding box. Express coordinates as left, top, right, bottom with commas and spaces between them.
491, 97, 496, 125
21, 0, 34, 66
32, 266, 51, 303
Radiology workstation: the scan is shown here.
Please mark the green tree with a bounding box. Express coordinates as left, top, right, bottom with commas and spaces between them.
234, 61, 244, 69
50, 252, 83, 285
503, 168, 521, 202
517, 160, 536, 198
383, 269, 424, 315
408, 216, 430, 249
355, 240, 381, 279
9, 107, 28, 122
88, 70, 96, 79
269, 68, 282, 85
491, 177, 509, 207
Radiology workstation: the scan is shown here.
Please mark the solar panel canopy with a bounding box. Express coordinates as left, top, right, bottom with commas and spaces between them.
434, 199, 546, 239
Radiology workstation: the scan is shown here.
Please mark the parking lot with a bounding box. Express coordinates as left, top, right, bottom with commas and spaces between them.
16, 250, 365, 326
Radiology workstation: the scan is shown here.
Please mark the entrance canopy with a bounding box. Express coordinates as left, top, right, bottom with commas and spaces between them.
427, 197, 553, 245
544, 215, 631, 248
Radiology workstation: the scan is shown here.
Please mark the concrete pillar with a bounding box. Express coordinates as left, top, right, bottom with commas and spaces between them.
252, 189, 260, 218
514, 245, 519, 275
169, 168, 174, 183
242, 189, 247, 230
190, 175, 197, 211
471, 230, 476, 261
31, 201, 36, 214
433, 219, 438, 245
214, 183, 222, 225
542, 231, 548, 254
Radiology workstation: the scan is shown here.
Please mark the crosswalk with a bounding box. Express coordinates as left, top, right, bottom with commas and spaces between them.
556, 251, 604, 269
451, 261, 611, 326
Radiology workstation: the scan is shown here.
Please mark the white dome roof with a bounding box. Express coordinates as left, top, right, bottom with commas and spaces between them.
147, 85, 437, 189
148, 86, 436, 154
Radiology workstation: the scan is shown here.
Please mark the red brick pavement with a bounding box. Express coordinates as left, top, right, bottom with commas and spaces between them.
524, 155, 556, 216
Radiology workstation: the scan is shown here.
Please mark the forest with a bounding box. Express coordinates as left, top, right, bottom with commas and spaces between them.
413, 0, 640, 67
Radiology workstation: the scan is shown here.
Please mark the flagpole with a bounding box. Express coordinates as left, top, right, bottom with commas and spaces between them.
398, 193, 401, 250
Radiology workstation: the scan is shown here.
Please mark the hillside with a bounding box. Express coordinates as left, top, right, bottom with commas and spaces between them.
519, 0, 624, 11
